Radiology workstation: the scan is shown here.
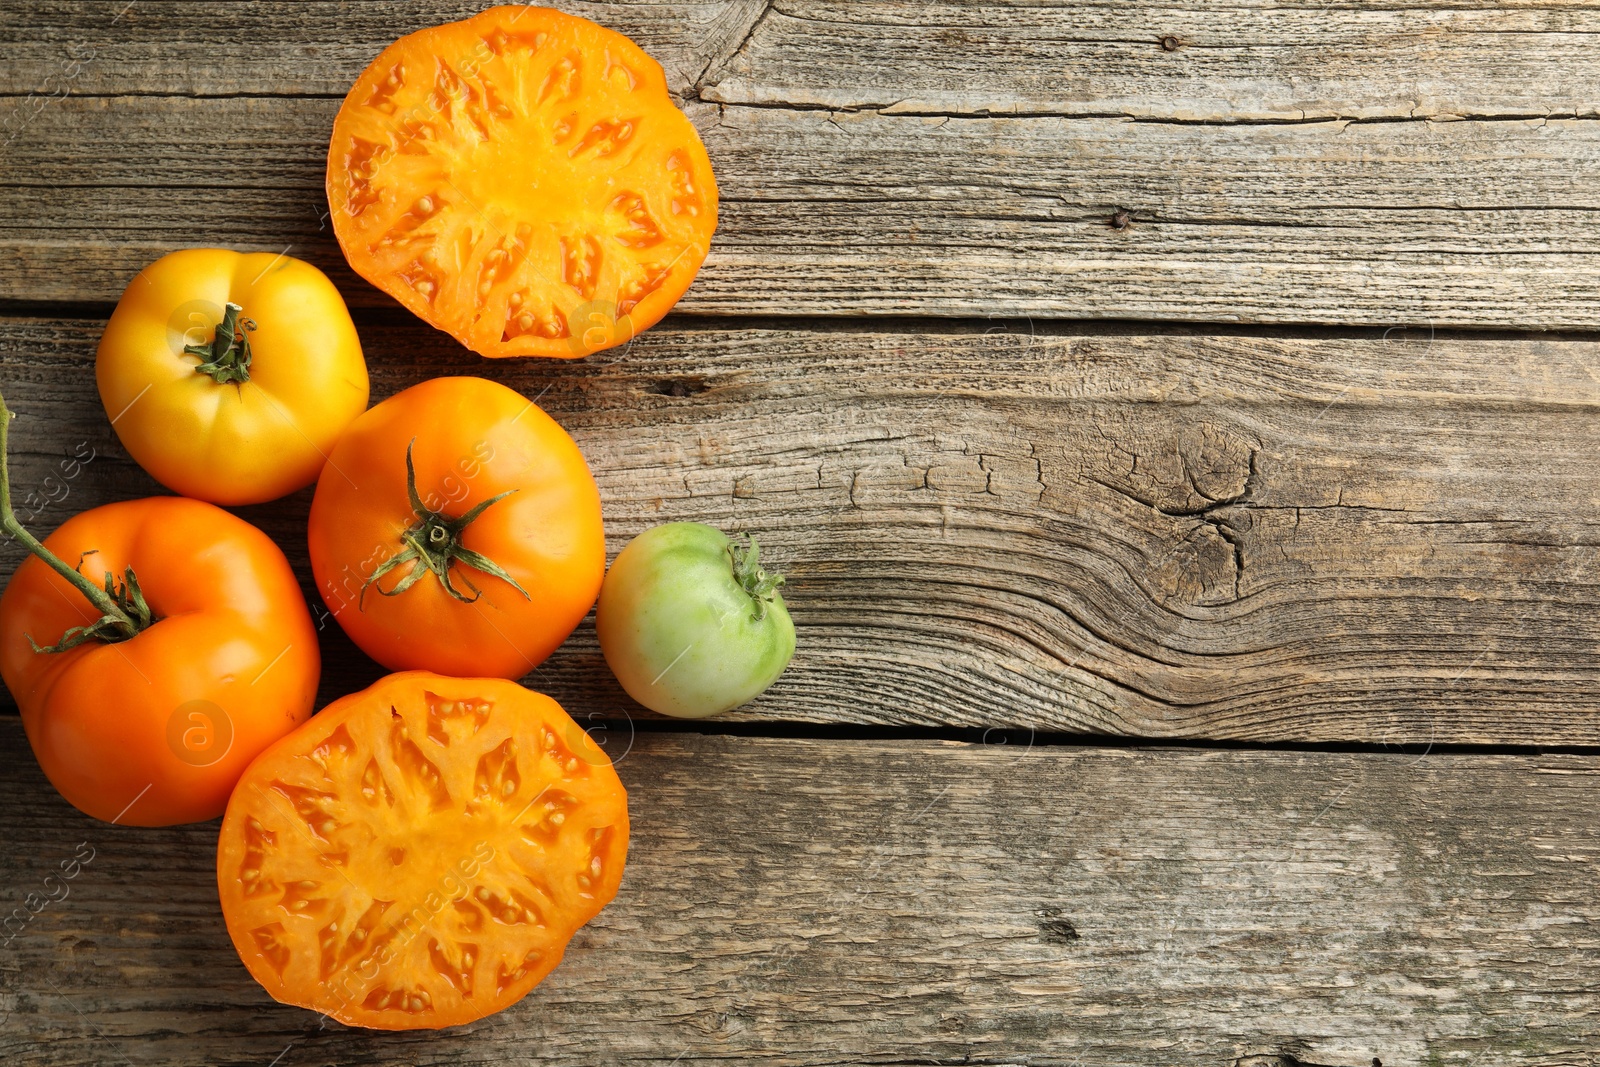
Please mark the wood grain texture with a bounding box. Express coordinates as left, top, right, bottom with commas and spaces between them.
6, 1, 1595, 118
4, 3, 1600, 325
706, 1, 1600, 121
4, 4, 1595, 1061
2, 718, 1597, 1066
7, 316, 1600, 744
0, 1, 768, 99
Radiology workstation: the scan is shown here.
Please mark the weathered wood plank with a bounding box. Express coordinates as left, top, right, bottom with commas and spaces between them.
4, 4, 1600, 325
0, 1, 765, 100
7, 315, 1600, 744
6, 1, 1597, 119
2, 719, 1597, 1065
708, 1, 1600, 121
7, 94, 1600, 326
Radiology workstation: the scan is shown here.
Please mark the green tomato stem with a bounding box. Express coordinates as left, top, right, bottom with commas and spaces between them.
361, 439, 531, 608
728, 535, 785, 622
186, 301, 255, 385
0, 387, 156, 651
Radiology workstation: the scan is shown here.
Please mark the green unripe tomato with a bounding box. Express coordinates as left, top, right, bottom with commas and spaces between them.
596, 523, 795, 718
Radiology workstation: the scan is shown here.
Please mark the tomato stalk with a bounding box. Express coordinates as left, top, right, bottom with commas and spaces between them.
728, 535, 785, 622
187, 301, 256, 385
0, 390, 157, 651
361, 440, 531, 606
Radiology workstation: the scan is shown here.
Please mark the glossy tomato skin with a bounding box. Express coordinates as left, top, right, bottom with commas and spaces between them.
308, 376, 604, 679
97, 248, 369, 505
596, 523, 795, 718
218, 671, 629, 1030
327, 6, 718, 359
0, 498, 320, 826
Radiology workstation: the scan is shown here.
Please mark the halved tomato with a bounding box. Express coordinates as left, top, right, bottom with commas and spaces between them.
327, 6, 718, 359
217, 672, 629, 1030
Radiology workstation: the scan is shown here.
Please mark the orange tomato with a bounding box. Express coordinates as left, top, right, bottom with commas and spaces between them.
0, 497, 320, 826
326, 5, 718, 359
217, 671, 629, 1030
307, 377, 604, 678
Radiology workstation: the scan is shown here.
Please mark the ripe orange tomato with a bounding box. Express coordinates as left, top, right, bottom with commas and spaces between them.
326, 5, 718, 359
217, 671, 629, 1030
0, 497, 320, 826
96, 248, 370, 505
307, 377, 604, 678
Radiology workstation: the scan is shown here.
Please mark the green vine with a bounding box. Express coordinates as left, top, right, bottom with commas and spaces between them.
0, 389, 157, 652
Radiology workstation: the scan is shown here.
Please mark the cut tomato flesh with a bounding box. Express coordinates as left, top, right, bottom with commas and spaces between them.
217, 672, 628, 1030
327, 6, 718, 359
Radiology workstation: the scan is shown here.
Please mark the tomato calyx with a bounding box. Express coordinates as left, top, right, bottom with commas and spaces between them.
360, 440, 532, 607
185, 301, 256, 385
28, 554, 158, 652
728, 536, 786, 622
0, 389, 159, 651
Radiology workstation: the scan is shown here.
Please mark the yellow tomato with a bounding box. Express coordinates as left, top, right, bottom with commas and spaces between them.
96, 249, 370, 505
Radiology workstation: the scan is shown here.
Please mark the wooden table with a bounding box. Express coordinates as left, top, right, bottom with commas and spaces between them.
2, 3, 1598, 1063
